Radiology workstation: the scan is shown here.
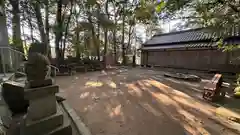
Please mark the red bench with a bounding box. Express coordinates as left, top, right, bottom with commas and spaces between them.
203, 74, 225, 101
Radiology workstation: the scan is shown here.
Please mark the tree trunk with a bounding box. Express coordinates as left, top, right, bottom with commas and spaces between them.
75, 32, 80, 58
112, 3, 119, 64
121, 6, 126, 65
27, 9, 34, 43
103, 0, 110, 68
87, 14, 98, 61
103, 29, 108, 68
96, 4, 101, 61
22, 5, 34, 43
44, 0, 51, 58
55, 0, 63, 64
62, 0, 74, 57
126, 25, 133, 52
21, 23, 27, 53
74, 6, 80, 59
113, 29, 117, 63
0, 2, 11, 73
96, 24, 100, 61
32, 1, 48, 54
9, 0, 23, 53
132, 54, 136, 67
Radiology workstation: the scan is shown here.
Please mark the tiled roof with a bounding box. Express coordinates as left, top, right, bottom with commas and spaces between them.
143, 28, 217, 45
143, 27, 240, 47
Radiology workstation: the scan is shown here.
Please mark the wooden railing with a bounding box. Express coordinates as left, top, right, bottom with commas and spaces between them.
0, 46, 59, 77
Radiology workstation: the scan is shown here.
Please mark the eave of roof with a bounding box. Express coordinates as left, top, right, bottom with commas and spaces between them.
141, 42, 218, 50
153, 27, 206, 37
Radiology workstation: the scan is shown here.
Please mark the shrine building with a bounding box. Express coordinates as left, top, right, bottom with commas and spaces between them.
141, 27, 240, 73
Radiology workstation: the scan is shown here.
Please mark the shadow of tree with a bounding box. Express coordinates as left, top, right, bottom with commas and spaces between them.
132, 78, 238, 134
152, 75, 240, 114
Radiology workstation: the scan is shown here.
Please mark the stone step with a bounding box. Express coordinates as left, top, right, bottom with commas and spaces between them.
22, 110, 64, 135
45, 104, 72, 135
45, 121, 72, 135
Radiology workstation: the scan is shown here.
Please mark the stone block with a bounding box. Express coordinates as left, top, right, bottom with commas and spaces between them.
21, 109, 63, 135
27, 79, 53, 88
56, 95, 66, 103
2, 81, 29, 114
24, 85, 59, 100
27, 96, 57, 121
45, 103, 72, 135
45, 113, 72, 135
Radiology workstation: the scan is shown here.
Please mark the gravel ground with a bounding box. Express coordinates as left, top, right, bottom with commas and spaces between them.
56, 68, 239, 135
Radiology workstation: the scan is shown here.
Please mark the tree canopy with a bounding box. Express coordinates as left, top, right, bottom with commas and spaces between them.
2, 0, 239, 66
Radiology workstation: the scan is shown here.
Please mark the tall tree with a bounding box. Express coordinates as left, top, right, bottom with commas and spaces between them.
120, 1, 126, 65
96, 3, 101, 60
55, 0, 63, 63
0, 0, 10, 47
103, 0, 110, 68
44, 0, 51, 57
111, 1, 120, 63
32, 0, 48, 54
62, 0, 74, 57
9, 0, 23, 52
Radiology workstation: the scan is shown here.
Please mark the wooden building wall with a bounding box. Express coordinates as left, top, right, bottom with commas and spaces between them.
141, 49, 240, 73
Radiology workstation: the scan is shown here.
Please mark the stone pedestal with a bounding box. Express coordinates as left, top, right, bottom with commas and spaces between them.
20, 81, 72, 135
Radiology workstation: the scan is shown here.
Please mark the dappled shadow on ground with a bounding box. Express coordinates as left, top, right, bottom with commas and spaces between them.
127, 79, 221, 134
56, 68, 238, 135
153, 73, 240, 114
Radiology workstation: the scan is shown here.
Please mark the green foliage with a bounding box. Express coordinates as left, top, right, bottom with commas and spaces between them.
222, 45, 240, 52
79, 21, 93, 30
128, 18, 135, 26
87, 0, 97, 5
217, 37, 240, 52
8, 37, 13, 44
134, 1, 159, 23
95, 13, 115, 29
135, 7, 151, 22
155, 1, 166, 13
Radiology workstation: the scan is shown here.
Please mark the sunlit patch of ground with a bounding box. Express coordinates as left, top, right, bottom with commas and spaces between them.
85, 81, 103, 88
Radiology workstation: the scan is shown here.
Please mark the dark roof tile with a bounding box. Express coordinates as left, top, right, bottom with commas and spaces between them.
143, 27, 240, 46
144, 28, 212, 45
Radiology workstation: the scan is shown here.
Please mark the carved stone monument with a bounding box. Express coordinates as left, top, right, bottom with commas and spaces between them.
19, 42, 72, 135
